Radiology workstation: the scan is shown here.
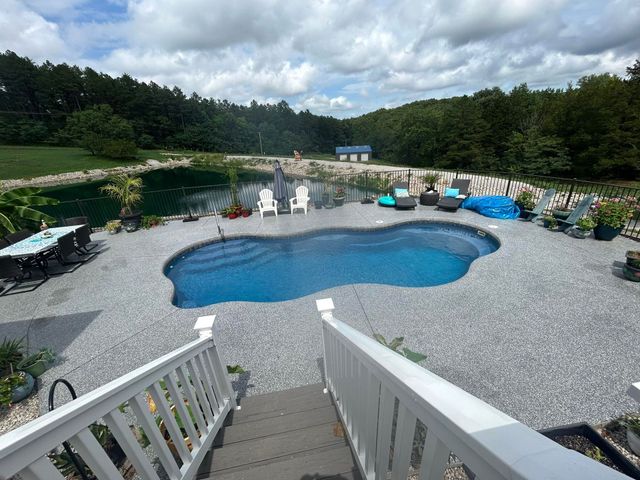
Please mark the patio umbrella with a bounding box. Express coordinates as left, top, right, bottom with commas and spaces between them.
273, 160, 289, 212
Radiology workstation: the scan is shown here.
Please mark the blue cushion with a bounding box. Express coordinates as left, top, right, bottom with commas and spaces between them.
444, 188, 460, 198
378, 196, 396, 207
394, 188, 410, 198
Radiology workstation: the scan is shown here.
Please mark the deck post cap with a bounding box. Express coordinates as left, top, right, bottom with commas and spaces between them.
194, 315, 216, 337
316, 298, 335, 315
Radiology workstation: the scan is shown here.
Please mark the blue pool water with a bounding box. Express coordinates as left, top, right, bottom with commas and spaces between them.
165, 223, 499, 308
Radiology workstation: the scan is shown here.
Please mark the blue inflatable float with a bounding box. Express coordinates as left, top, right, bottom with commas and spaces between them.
462, 195, 520, 219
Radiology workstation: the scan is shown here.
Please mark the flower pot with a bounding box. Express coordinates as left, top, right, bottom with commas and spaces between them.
420, 191, 440, 206
333, 197, 345, 207
543, 219, 557, 229
622, 264, 640, 282
17, 358, 47, 377
572, 227, 592, 239
552, 209, 573, 220
228, 213, 238, 219
107, 226, 121, 235
120, 210, 142, 232
593, 224, 622, 241
515, 202, 529, 218
242, 212, 250, 218
314, 201, 323, 209
322, 192, 332, 207
11, 373, 35, 404
626, 251, 640, 269
627, 429, 640, 456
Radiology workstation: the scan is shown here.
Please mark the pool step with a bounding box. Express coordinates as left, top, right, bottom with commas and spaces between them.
196, 383, 361, 480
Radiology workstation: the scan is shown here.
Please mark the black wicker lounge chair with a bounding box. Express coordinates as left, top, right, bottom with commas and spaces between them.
436, 179, 471, 212
391, 182, 417, 209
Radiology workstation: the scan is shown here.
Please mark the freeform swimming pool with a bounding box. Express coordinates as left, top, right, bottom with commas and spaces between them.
165, 222, 499, 308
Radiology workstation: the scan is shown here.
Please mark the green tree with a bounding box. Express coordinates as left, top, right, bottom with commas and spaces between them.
0, 188, 58, 234
505, 128, 571, 175
63, 104, 137, 158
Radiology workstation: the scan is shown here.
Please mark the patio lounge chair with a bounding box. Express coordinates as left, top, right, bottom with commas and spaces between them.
391, 182, 416, 209
522, 188, 556, 221
290, 186, 310, 214
436, 179, 471, 212
558, 195, 595, 232
257, 189, 278, 218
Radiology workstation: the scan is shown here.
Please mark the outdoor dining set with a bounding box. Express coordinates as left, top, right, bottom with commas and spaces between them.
0, 216, 98, 294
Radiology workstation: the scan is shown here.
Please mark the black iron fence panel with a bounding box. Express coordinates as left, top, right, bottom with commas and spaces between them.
47, 168, 640, 239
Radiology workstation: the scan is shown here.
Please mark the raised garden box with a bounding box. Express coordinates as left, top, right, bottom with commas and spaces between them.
539, 422, 640, 479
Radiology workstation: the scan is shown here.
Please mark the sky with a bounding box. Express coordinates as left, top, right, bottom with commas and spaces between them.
1, 0, 639, 118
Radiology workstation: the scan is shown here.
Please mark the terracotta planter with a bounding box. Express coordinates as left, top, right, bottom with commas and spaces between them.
593, 224, 622, 241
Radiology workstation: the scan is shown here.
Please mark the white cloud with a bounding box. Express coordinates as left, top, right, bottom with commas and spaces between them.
0, 0, 67, 61
2, 0, 638, 116
296, 94, 355, 114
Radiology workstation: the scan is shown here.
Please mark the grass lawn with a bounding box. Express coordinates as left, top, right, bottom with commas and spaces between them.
0, 145, 191, 180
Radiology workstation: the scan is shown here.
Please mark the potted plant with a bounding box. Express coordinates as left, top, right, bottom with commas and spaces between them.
16, 348, 56, 378
0, 336, 25, 376
142, 215, 164, 229
552, 206, 574, 220
100, 174, 144, 232
241, 208, 252, 218
0, 371, 35, 406
592, 199, 636, 241
543, 215, 558, 230
333, 187, 346, 207
515, 189, 536, 219
420, 174, 441, 206
571, 217, 596, 239
105, 219, 122, 234
626, 251, 640, 269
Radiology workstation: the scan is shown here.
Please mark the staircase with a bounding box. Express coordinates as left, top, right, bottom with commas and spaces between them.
196, 384, 361, 480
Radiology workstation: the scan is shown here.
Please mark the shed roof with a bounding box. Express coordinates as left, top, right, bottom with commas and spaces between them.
336, 145, 372, 154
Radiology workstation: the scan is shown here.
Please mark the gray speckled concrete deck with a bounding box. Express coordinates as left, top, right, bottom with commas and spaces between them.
1, 203, 639, 429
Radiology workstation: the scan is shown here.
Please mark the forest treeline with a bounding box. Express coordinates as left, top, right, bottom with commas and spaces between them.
1, 51, 638, 179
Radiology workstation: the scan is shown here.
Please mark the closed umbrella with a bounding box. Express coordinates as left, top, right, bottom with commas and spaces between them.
273, 160, 289, 212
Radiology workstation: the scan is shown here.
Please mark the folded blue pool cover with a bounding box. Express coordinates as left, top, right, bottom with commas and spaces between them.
462, 195, 520, 219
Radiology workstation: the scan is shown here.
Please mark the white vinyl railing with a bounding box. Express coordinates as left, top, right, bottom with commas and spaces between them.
316, 298, 629, 480
0, 315, 237, 480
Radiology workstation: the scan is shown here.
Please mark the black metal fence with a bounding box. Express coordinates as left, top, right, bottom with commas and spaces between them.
45, 168, 640, 239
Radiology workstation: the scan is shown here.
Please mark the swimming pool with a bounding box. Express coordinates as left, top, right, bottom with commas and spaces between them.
165, 222, 499, 308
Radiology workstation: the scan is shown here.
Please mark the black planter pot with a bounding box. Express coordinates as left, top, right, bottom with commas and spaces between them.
120, 210, 142, 232
593, 224, 622, 241
515, 202, 529, 218
333, 197, 345, 207
539, 423, 640, 479
626, 251, 640, 269
420, 191, 440, 206
314, 201, 323, 209
322, 192, 332, 207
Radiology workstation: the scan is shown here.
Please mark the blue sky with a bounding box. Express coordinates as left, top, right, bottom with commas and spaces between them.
1, 0, 638, 118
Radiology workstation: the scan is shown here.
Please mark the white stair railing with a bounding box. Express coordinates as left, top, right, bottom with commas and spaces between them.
316, 298, 629, 480
0, 315, 237, 480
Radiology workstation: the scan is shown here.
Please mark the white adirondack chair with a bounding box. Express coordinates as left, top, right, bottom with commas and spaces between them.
257, 189, 278, 218
290, 186, 310, 214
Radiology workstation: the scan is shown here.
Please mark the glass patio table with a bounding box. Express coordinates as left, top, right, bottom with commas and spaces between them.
0, 225, 86, 277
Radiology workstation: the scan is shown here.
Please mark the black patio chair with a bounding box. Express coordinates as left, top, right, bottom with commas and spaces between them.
48, 232, 86, 274
436, 179, 472, 212
0, 255, 32, 282
74, 224, 98, 254
64, 216, 89, 226
5, 229, 33, 244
